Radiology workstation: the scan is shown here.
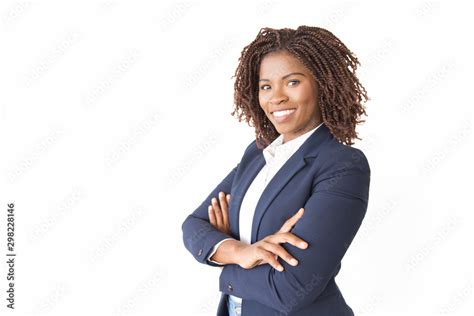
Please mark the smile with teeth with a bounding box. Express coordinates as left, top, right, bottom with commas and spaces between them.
272, 108, 296, 117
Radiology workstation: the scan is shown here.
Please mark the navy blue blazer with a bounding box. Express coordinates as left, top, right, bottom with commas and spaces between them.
182, 123, 370, 315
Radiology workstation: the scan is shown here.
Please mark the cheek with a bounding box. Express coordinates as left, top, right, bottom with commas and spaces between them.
293, 81, 316, 102
258, 94, 268, 110
293, 96, 317, 117
295, 90, 316, 109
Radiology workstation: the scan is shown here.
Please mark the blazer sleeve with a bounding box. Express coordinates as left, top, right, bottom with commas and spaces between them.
181, 163, 239, 267
218, 147, 370, 313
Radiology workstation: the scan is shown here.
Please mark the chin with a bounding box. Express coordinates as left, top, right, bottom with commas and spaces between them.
274, 126, 290, 135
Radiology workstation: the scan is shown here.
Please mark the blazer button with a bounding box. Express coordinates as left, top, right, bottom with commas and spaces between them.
197, 249, 203, 256
227, 284, 233, 292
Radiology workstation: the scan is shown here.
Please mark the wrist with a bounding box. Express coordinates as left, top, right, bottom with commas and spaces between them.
210, 239, 244, 265
231, 241, 247, 265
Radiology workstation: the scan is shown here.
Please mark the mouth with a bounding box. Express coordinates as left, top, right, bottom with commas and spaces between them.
271, 108, 296, 123
271, 108, 296, 116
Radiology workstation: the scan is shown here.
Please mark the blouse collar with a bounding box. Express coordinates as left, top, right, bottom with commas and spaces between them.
263, 122, 324, 164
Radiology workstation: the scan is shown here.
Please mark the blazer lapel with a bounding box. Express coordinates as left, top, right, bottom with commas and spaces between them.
250, 124, 333, 243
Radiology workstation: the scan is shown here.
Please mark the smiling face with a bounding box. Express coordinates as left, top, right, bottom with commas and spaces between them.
258, 50, 322, 144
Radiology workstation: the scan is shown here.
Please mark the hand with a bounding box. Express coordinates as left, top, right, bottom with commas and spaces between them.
208, 191, 232, 235
235, 208, 308, 272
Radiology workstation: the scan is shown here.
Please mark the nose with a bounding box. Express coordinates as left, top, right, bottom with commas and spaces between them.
269, 88, 288, 106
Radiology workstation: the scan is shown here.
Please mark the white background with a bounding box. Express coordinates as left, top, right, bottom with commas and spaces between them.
1, 1, 473, 315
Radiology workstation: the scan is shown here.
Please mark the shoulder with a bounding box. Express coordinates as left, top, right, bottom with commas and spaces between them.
232, 139, 260, 174
313, 139, 371, 200
318, 139, 370, 175
245, 139, 257, 153
242, 139, 260, 157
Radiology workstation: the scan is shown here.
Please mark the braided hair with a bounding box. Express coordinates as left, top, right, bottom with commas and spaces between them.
230, 26, 369, 149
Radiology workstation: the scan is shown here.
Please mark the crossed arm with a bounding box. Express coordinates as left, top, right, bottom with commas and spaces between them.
182, 150, 370, 313
181, 163, 307, 270
181, 164, 240, 267
207, 192, 308, 271
218, 181, 369, 313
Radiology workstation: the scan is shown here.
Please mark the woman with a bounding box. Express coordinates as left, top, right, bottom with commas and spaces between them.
182, 25, 370, 316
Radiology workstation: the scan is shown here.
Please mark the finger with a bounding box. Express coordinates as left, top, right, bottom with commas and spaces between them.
219, 192, 230, 230
256, 255, 277, 266
208, 205, 216, 226
261, 241, 299, 267
280, 208, 304, 232
260, 249, 284, 272
279, 208, 304, 233
226, 194, 231, 202
266, 232, 308, 250
211, 197, 223, 227
281, 232, 309, 249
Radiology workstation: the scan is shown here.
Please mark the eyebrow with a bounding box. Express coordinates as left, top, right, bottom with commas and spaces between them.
259, 72, 306, 82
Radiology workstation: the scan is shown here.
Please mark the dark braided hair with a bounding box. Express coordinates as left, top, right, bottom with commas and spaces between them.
230, 26, 369, 149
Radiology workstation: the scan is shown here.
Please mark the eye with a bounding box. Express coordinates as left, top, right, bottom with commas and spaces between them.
259, 80, 299, 91
288, 80, 300, 86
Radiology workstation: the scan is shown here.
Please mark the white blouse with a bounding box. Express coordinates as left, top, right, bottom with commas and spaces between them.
207, 122, 323, 304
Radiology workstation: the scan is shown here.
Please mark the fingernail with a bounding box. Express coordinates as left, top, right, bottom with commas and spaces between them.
277, 265, 284, 272
300, 242, 308, 248
290, 259, 298, 266
219, 192, 224, 197
212, 198, 216, 203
